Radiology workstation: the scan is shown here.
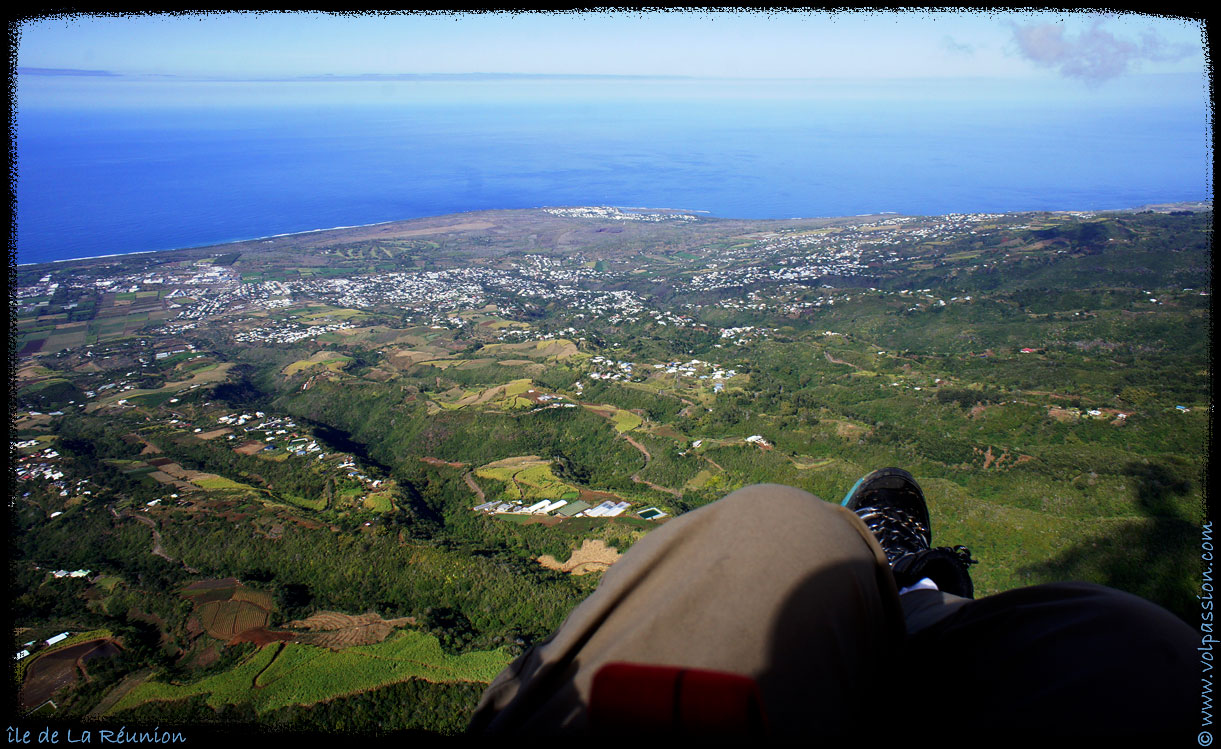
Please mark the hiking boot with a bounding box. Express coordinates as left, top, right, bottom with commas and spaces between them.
842, 467, 978, 598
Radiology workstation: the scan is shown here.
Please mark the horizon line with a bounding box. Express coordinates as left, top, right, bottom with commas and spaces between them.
18, 67, 1206, 84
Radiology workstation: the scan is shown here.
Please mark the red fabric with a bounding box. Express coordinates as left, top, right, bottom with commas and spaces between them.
590, 662, 769, 735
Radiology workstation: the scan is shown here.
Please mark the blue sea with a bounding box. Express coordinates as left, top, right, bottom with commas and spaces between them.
14, 75, 1211, 265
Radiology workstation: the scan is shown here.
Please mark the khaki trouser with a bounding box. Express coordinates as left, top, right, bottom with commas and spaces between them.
469, 483, 1199, 737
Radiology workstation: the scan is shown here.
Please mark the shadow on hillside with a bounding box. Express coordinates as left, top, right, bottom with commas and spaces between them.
1015, 460, 1201, 624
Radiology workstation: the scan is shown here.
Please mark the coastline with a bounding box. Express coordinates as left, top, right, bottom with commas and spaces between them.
16, 219, 406, 268
17, 206, 710, 267
14, 200, 1211, 268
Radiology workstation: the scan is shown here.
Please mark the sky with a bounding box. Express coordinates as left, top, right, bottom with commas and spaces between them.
14, 10, 1206, 83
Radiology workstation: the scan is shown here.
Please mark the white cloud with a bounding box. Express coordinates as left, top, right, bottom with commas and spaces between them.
1008, 19, 1195, 85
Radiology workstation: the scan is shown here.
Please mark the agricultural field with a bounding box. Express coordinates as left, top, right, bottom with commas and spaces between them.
282, 350, 352, 376
183, 581, 275, 641
107, 630, 510, 717
474, 456, 582, 502
584, 404, 644, 433
20, 638, 122, 711
286, 610, 416, 648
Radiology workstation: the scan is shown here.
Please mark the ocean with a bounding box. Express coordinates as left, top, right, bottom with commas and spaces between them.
14, 76, 1211, 265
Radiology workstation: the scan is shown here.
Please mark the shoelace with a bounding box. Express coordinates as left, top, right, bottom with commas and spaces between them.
854, 504, 931, 563
944, 545, 979, 567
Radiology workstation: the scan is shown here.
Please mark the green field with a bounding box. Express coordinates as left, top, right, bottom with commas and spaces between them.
109, 630, 510, 716
193, 475, 259, 491
609, 409, 643, 433
283, 351, 352, 375
475, 458, 582, 503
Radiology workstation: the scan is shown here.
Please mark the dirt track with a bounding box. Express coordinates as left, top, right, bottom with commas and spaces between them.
463, 472, 486, 502
619, 433, 682, 497
120, 511, 200, 574
538, 539, 621, 575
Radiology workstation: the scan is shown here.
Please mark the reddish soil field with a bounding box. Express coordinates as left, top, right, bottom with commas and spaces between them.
197, 600, 270, 640
191, 643, 221, 669
578, 489, 621, 504
21, 640, 119, 709
521, 515, 562, 527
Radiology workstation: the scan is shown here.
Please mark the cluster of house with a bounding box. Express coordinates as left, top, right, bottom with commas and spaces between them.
13, 440, 98, 506
50, 568, 91, 579
338, 459, 382, 487
473, 498, 632, 518
518, 253, 604, 284
689, 237, 871, 291
541, 206, 697, 222
312, 269, 488, 311
718, 326, 774, 346
23, 262, 245, 321
19, 262, 236, 315
579, 355, 748, 396
687, 213, 1010, 293
14, 276, 58, 310
184, 259, 640, 327
154, 343, 196, 360
14, 632, 72, 662
645, 308, 696, 327
652, 358, 739, 383
15, 447, 65, 484
587, 356, 635, 380
215, 413, 326, 458
495, 327, 580, 343
83, 376, 134, 399
216, 411, 269, 427
232, 319, 354, 344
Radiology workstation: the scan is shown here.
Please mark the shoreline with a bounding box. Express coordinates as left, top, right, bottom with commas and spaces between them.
15, 200, 1212, 268
16, 219, 409, 268
17, 206, 716, 267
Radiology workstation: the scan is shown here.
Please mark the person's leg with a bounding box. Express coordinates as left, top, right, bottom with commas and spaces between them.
902, 581, 1199, 737
900, 587, 971, 633
468, 483, 906, 735
846, 466, 1200, 737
